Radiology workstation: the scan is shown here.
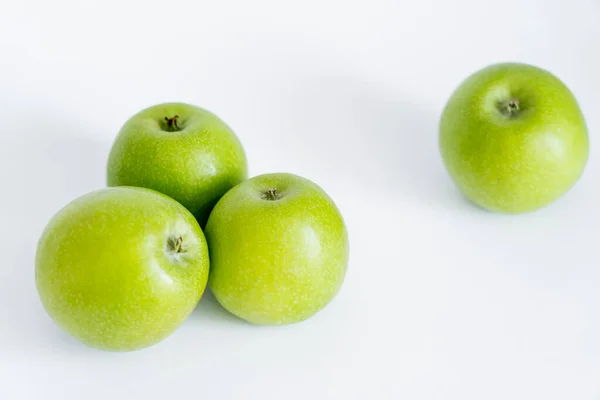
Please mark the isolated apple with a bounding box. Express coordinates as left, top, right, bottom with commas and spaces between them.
107, 102, 248, 227
439, 62, 589, 213
35, 187, 210, 351
205, 173, 349, 325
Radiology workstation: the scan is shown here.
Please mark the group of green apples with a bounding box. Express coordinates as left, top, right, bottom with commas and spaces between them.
35, 61, 589, 352
36, 103, 350, 351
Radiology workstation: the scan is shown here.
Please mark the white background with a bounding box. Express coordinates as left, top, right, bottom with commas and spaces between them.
1, 0, 599, 398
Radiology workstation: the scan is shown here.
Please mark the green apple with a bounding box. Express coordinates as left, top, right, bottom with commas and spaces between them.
107, 102, 248, 227
439, 62, 589, 213
205, 173, 349, 325
35, 187, 210, 351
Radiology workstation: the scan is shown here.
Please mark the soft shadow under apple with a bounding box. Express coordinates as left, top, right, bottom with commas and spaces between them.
190, 287, 249, 325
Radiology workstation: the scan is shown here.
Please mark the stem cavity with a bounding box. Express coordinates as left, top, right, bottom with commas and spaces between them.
262, 188, 282, 201
164, 115, 180, 132
167, 235, 185, 255
506, 99, 520, 114
499, 99, 521, 117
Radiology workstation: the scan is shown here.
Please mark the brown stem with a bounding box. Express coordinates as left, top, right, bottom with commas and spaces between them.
165, 115, 180, 132
262, 188, 280, 201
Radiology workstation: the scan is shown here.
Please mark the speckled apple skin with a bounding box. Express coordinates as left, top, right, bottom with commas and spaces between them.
439, 62, 589, 213
107, 102, 248, 227
35, 187, 210, 351
205, 173, 349, 325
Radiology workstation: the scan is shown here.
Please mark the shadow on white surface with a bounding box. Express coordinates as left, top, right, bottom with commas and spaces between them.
190, 287, 249, 325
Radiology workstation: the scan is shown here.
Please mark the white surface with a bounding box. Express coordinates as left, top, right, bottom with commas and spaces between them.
1, 0, 599, 398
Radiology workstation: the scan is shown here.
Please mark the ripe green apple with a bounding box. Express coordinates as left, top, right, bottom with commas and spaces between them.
205, 173, 349, 325
35, 187, 210, 351
107, 102, 248, 227
439, 62, 589, 213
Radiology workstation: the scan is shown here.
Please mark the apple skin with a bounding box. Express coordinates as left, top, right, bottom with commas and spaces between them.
107, 102, 248, 227
35, 187, 210, 351
205, 173, 349, 325
439, 62, 589, 213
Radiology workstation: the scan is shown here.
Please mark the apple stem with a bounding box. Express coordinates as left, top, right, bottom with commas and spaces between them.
262, 188, 280, 201
165, 115, 180, 132
174, 235, 184, 253
506, 99, 520, 115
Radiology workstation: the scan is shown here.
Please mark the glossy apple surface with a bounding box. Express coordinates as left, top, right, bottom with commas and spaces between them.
107, 102, 248, 227
35, 187, 209, 351
205, 173, 349, 325
439, 62, 589, 213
